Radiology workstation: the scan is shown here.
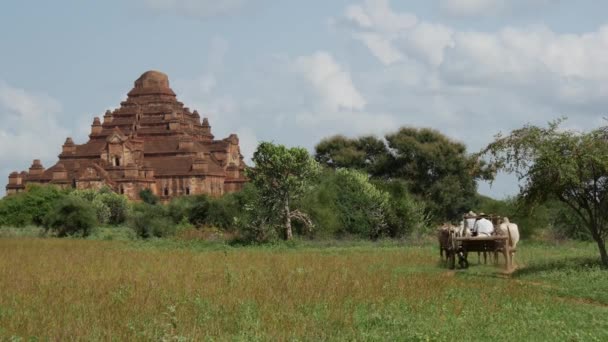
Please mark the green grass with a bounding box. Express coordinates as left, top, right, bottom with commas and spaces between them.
0, 237, 606, 341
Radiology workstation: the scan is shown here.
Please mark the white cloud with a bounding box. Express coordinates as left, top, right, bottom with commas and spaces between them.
340, 0, 454, 67
440, 0, 506, 16
294, 51, 367, 111
340, 0, 608, 113
355, 32, 405, 65
439, 0, 559, 17
336, 0, 607, 198
0, 82, 68, 183
142, 0, 250, 18
291, 51, 397, 137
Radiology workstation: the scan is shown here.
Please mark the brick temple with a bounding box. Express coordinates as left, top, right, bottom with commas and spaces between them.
5, 70, 247, 200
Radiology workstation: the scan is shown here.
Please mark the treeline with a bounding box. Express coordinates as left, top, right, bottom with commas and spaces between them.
0, 125, 591, 242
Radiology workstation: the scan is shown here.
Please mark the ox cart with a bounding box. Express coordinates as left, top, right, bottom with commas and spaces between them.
442, 215, 515, 271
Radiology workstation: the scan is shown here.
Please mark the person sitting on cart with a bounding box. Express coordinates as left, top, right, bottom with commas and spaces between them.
464, 211, 477, 235
473, 213, 494, 237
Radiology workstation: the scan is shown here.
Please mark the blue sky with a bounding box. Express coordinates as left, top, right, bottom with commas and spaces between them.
2, 0, 608, 198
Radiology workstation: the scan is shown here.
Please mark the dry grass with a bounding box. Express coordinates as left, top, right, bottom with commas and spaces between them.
0, 238, 606, 340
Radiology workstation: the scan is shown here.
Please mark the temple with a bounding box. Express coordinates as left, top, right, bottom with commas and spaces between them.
5, 71, 247, 200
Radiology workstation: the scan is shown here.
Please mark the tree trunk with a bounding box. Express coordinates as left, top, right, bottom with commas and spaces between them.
596, 236, 608, 268
284, 198, 293, 240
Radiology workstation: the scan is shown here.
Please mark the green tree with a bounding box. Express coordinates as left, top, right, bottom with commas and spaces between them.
247, 142, 321, 240
374, 179, 429, 238
0, 184, 68, 227
481, 119, 608, 267
315, 128, 491, 221
43, 197, 97, 237
128, 202, 176, 239
139, 188, 158, 205
332, 169, 391, 239
315, 135, 388, 174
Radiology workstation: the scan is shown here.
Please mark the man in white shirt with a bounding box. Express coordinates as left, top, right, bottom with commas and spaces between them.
464, 211, 477, 235
474, 216, 494, 236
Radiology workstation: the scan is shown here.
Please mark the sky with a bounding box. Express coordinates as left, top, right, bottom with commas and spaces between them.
1, 0, 608, 198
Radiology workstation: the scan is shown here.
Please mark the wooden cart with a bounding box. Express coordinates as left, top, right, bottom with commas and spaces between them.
444, 214, 514, 271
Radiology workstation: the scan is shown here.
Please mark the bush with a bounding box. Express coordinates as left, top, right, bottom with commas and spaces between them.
375, 179, 429, 238
0, 185, 68, 227
186, 195, 211, 227
333, 169, 391, 239
167, 196, 197, 224
226, 184, 280, 243
69, 188, 129, 226
128, 203, 178, 238
98, 189, 129, 225
298, 170, 342, 238
139, 189, 158, 205
206, 193, 247, 229
299, 169, 430, 239
43, 197, 98, 237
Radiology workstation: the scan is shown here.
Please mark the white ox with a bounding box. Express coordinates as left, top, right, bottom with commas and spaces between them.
498, 217, 520, 265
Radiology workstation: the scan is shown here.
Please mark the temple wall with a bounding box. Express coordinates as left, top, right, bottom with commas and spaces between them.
224, 181, 245, 193
120, 182, 139, 199
155, 175, 225, 200
76, 180, 105, 191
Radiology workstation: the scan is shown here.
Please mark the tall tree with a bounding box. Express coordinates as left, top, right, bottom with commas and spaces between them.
315, 135, 388, 175
315, 128, 491, 220
481, 120, 608, 267
385, 127, 491, 220
247, 142, 321, 240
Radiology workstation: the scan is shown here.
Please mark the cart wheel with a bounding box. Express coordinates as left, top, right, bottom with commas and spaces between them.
448, 251, 456, 270
459, 256, 469, 269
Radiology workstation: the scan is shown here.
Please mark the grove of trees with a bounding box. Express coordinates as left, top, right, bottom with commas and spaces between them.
315, 127, 493, 220
1, 121, 606, 268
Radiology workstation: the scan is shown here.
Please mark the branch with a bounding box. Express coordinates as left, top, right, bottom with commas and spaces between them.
289, 210, 315, 234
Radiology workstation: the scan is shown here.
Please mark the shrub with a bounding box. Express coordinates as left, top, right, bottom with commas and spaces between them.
375, 179, 429, 238
206, 193, 247, 229
139, 189, 159, 205
167, 196, 197, 224
332, 169, 391, 239
128, 203, 176, 238
0, 185, 68, 227
70, 189, 110, 224
226, 184, 280, 243
98, 189, 129, 225
187, 195, 211, 227
0, 195, 32, 227
69, 188, 129, 226
43, 197, 98, 237
297, 170, 342, 238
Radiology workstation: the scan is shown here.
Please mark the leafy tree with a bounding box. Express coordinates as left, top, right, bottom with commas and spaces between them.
97, 187, 129, 225
69, 188, 128, 225
0, 184, 68, 227
187, 195, 211, 227
332, 169, 391, 239
247, 142, 321, 240
297, 169, 343, 238
70, 189, 111, 224
374, 179, 429, 238
139, 188, 158, 205
167, 196, 197, 224
481, 120, 608, 267
43, 197, 97, 237
315, 135, 388, 174
315, 128, 492, 221
128, 203, 175, 238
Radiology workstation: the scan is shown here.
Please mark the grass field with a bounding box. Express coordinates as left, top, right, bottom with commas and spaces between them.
0, 237, 606, 341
